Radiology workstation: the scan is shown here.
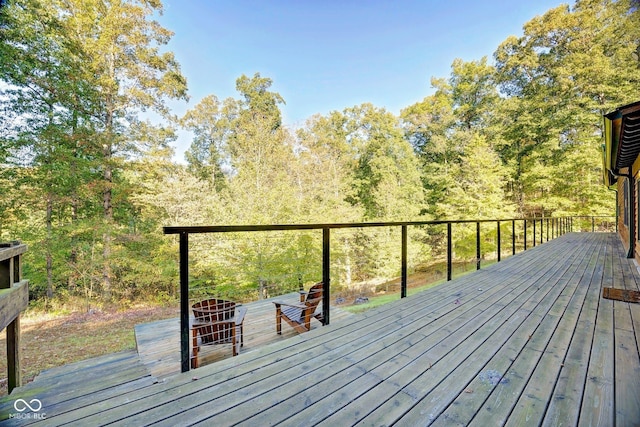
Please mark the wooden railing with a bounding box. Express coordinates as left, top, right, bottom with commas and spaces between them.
0, 242, 29, 393
165, 215, 615, 372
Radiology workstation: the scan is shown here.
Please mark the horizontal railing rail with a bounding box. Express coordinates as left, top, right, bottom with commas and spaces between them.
164, 215, 615, 372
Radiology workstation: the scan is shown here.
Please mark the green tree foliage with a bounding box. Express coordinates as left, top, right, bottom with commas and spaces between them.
494, 0, 639, 215
181, 95, 228, 188
402, 58, 513, 221
0, 0, 635, 307
61, 0, 188, 299
343, 103, 425, 221
295, 112, 362, 223
1, 0, 186, 302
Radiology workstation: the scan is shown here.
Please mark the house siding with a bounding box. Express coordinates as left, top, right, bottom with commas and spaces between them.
618, 176, 630, 251
617, 160, 640, 263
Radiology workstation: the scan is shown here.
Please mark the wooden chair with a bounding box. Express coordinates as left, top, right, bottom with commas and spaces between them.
273, 282, 324, 334
191, 299, 247, 369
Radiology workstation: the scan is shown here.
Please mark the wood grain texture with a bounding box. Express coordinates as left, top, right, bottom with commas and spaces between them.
1, 233, 638, 427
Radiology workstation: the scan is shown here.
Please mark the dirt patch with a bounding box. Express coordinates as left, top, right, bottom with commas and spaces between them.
0, 305, 178, 397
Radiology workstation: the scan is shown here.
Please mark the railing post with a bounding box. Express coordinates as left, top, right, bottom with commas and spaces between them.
401, 225, 407, 298
476, 222, 481, 270
546, 218, 549, 241
592, 216, 595, 232
512, 220, 516, 255
447, 222, 452, 281
180, 232, 190, 373
533, 219, 536, 247
524, 219, 528, 250
322, 228, 331, 325
497, 220, 501, 262
540, 219, 543, 245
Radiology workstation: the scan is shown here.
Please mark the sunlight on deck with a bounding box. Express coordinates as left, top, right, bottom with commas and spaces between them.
2, 233, 639, 426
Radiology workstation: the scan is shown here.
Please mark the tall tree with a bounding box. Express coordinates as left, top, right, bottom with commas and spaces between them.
343, 103, 425, 221
0, 0, 96, 298
1, 0, 187, 300
402, 58, 512, 220
183, 73, 295, 223
295, 111, 362, 222
494, 0, 639, 215
60, 0, 188, 298
181, 95, 228, 188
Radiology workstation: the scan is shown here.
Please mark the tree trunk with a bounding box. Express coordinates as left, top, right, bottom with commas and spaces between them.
68, 109, 78, 293
68, 192, 78, 293
102, 111, 114, 300
46, 191, 53, 299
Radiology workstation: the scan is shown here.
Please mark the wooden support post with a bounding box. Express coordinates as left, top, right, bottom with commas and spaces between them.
6, 317, 20, 392
0, 242, 28, 393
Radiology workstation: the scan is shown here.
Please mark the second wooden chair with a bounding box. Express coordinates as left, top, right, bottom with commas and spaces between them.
273, 282, 324, 334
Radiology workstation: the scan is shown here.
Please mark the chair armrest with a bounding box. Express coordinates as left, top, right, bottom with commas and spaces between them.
272, 301, 307, 310
235, 306, 247, 325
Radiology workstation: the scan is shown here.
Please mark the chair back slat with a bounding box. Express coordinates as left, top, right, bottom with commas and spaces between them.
300, 282, 323, 320
192, 299, 236, 344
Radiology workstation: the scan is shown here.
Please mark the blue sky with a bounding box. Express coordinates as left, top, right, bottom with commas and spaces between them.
157, 0, 569, 161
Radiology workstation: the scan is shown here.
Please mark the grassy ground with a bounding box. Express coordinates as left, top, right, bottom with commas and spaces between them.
341, 258, 499, 313
0, 305, 178, 397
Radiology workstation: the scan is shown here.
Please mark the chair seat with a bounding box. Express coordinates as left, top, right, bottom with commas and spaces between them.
281, 306, 303, 324
273, 282, 324, 334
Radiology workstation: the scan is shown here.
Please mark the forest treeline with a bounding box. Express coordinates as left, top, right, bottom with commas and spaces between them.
1, 0, 639, 305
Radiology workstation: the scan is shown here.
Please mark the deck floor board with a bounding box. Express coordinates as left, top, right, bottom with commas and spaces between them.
1, 232, 639, 426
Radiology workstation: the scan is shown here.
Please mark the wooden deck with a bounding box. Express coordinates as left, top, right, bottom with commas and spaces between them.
135, 293, 353, 378
1, 232, 639, 426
